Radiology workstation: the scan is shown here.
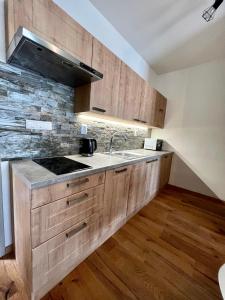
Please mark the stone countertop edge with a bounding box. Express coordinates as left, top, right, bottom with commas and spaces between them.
11, 150, 172, 190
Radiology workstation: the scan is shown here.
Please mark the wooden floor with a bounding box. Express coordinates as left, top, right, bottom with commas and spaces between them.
1, 186, 225, 300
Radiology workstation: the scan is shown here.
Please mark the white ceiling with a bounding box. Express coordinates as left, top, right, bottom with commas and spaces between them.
89, 0, 225, 74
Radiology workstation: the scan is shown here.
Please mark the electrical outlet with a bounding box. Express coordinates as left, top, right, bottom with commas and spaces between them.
80, 124, 87, 135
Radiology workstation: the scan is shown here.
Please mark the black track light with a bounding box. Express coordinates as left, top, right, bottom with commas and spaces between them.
202, 0, 224, 22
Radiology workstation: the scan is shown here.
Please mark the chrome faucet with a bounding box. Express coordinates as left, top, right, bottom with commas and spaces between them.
109, 132, 128, 154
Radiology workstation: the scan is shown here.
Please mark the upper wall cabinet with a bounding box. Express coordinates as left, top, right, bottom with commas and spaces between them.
90, 39, 121, 115
5, 0, 93, 65
139, 82, 167, 128
75, 40, 122, 116
118, 62, 143, 120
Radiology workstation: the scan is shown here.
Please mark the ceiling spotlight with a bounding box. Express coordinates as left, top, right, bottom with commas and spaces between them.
202, 0, 223, 22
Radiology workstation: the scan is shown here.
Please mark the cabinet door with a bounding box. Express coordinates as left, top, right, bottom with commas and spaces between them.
103, 166, 131, 227
127, 162, 147, 216
159, 154, 172, 189
118, 63, 143, 120
5, 0, 33, 47
151, 91, 167, 128
90, 39, 121, 116
139, 81, 157, 124
144, 159, 160, 204
32, 0, 93, 65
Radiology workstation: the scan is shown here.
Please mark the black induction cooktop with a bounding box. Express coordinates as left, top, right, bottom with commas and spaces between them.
33, 157, 92, 175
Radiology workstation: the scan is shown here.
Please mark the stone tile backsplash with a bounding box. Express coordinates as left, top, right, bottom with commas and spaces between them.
0, 62, 151, 160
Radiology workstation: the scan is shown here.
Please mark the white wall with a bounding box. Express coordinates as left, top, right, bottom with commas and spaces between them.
152, 59, 225, 200
53, 0, 156, 84
0, 0, 6, 62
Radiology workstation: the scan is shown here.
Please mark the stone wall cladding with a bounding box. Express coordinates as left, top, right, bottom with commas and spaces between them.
0, 62, 151, 160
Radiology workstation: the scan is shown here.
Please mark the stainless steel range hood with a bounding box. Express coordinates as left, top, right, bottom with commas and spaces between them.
7, 27, 103, 88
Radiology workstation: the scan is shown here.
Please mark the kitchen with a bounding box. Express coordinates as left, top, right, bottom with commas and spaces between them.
0, 0, 225, 299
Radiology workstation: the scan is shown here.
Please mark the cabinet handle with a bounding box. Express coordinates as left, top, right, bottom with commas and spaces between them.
66, 193, 89, 207
67, 178, 89, 188
66, 222, 87, 239
164, 155, 168, 159
133, 118, 140, 122
115, 168, 127, 174
141, 120, 147, 124
159, 109, 164, 112
92, 107, 106, 113
146, 159, 158, 164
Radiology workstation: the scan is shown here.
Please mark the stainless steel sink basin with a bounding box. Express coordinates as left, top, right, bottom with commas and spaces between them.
104, 151, 144, 160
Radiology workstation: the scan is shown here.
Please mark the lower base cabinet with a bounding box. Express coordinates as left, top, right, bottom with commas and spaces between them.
12, 154, 172, 299
127, 161, 147, 216
103, 165, 131, 229
159, 154, 173, 189
144, 158, 160, 205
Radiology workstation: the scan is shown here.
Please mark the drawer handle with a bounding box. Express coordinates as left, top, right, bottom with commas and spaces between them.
164, 155, 168, 158
66, 222, 87, 239
146, 159, 158, 164
133, 118, 140, 122
92, 107, 106, 113
115, 168, 127, 174
67, 178, 89, 188
66, 193, 89, 207
159, 109, 164, 112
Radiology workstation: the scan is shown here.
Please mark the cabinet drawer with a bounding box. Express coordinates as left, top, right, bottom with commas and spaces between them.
31, 172, 105, 208
32, 184, 104, 248
32, 212, 103, 293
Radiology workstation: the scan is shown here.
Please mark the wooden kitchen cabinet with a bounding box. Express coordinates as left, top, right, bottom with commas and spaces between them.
12, 171, 106, 300
5, 0, 93, 65
151, 91, 167, 128
127, 161, 147, 216
118, 62, 143, 120
103, 165, 131, 229
144, 158, 160, 204
159, 154, 173, 189
139, 81, 167, 128
75, 39, 122, 116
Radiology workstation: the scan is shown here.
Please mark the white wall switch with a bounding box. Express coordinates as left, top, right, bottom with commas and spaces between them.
80, 124, 88, 135
26, 120, 53, 130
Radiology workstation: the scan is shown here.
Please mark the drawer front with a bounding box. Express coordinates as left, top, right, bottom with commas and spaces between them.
32, 212, 103, 293
31, 172, 105, 208
32, 184, 104, 248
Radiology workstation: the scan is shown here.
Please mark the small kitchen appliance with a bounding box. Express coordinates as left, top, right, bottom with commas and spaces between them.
80, 138, 97, 157
144, 138, 163, 151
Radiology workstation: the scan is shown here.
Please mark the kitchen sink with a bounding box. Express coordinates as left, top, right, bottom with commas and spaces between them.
104, 151, 144, 160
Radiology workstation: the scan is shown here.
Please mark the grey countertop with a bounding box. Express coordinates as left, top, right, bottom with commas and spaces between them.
11, 149, 172, 189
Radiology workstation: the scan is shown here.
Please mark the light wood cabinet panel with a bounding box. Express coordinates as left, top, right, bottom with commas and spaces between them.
103, 166, 131, 228
31, 172, 105, 208
159, 154, 173, 189
32, 0, 93, 66
90, 39, 121, 115
127, 161, 147, 216
32, 212, 103, 296
5, 0, 93, 66
139, 81, 156, 124
144, 159, 160, 204
32, 185, 104, 248
151, 91, 167, 128
118, 62, 143, 120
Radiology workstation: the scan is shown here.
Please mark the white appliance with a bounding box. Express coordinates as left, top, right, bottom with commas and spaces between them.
0, 160, 13, 257
144, 138, 163, 151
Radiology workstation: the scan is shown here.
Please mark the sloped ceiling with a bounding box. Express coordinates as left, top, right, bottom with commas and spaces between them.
90, 0, 225, 74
